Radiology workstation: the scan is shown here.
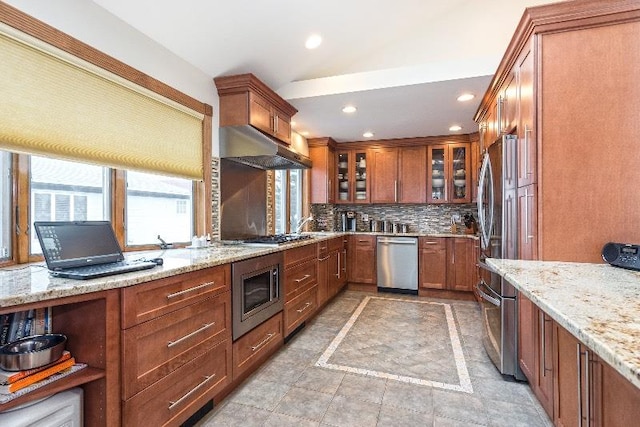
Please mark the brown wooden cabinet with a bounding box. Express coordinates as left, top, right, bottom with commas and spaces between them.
308, 138, 336, 204
348, 235, 376, 285
517, 184, 537, 261
336, 150, 369, 204
419, 237, 447, 290
369, 146, 426, 204
317, 237, 347, 307
516, 43, 536, 187
283, 244, 318, 337
121, 265, 232, 427
427, 144, 471, 204
0, 291, 121, 425
519, 296, 640, 426
418, 237, 475, 294
519, 295, 554, 418
215, 73, 297, 145
232, 312, 283, 380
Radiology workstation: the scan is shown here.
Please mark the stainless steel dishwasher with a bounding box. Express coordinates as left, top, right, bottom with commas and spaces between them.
376, 236, 418, 291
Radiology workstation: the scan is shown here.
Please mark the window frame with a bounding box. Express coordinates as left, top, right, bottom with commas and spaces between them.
4, 154, 208, 265
272, 169, 309, 235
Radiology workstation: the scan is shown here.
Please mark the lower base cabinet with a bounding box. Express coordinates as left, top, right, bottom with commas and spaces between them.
520, 297, 640, 427
232, 313, 283, 381
123, 341, 231, 427
418, 237, 475, 294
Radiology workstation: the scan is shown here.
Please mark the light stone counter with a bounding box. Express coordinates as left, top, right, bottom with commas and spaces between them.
0, 231, 476, 309
486, 258, 640, 390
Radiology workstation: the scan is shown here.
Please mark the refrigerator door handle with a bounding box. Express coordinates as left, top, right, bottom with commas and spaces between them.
476, 280, 501, 307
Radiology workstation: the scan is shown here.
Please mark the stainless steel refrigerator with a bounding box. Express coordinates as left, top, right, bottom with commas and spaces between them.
476, 134, 524, 380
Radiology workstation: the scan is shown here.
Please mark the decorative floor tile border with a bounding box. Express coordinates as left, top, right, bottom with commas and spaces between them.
315, 295, 474, 394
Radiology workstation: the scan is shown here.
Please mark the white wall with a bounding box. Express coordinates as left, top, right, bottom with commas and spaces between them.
4, 0, 220, 156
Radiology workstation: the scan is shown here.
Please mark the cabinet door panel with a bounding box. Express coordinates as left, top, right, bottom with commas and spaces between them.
554, 323, 580, 427
448, 238, 473, 292
418, 238, 447, 290
518, 184, 537, 260
517, 46, 536, 186
370, 148, 398, 203
309, 145, 335, 204
248, 92, 273, 135
348, 236, 376, 284
399, 146, 427, 203
518, 295, 536, 382
597, 357, 640, 426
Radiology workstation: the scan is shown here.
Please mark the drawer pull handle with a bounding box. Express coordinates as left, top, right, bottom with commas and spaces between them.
251, 332, 275, 352
318, 255, 330, 261
424, 241, 438, 245
167, 281, 215, 299
167, 322, 215, 348
168, 374, 215, 410
297, 302, 312, 313
295, 274, 311, 283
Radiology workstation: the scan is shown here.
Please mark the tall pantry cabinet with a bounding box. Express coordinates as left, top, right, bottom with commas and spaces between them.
475, 1, 640, 425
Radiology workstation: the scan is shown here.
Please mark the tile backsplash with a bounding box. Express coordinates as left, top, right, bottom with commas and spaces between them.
311, 203, 478, 234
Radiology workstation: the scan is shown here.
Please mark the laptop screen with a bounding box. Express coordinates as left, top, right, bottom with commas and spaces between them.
34, 221, 125, 270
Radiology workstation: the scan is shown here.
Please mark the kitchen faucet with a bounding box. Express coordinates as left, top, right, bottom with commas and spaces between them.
295, 214, 314, 234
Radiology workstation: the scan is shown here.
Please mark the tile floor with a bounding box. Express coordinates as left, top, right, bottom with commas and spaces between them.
196, 291, 553, 427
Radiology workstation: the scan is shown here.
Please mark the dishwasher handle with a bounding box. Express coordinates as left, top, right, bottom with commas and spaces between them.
377, 238, 417, 245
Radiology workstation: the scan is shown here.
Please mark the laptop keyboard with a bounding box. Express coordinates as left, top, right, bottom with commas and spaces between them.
53, 260, 156, 279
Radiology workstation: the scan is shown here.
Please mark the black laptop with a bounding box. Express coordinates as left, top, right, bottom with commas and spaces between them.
34, 221, 157, 280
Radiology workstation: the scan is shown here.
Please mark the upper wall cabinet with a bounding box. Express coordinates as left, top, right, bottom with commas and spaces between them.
427, 143, 471, 204
308, 138, 336, 204
369, 146, 427, 204
214, 73, 297, 145
336, 149, 369, 204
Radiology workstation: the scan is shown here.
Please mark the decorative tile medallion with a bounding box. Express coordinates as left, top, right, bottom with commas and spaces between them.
316, 296, 473, 393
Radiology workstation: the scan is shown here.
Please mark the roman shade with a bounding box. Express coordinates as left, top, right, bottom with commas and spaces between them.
0, 23, 205, 180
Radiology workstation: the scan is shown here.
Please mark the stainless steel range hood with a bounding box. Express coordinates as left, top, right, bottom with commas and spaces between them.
219, 125, 312, 170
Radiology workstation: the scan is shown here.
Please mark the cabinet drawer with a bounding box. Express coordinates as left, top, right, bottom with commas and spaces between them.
121, 264, 230, 328
419, 237, 446, 250
123, 340, 231, 427
284, 285, 318, 337
233, 313, 283, 380
284, 244, 317, 268
122, 291, 231, 398
284, 258, 317, 301
353, 235, 375, 248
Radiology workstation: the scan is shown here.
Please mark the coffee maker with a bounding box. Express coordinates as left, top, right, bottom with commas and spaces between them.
341, 211, 357, 231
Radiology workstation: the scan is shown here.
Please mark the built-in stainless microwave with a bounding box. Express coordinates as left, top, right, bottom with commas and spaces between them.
231, 252, 283, 340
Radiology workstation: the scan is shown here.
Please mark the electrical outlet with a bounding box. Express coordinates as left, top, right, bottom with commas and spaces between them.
362, 214, 369, 222
1, 247, 8, 258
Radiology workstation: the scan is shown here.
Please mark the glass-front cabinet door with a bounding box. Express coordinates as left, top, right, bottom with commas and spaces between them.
450, 144, 470, 203
336, 150, 368, 204
427, 143, 471, 204
336, 152, 350, 203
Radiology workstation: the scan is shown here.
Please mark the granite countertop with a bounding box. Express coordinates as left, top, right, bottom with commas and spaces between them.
0, 231, 476, 309
486, 258, 640, 390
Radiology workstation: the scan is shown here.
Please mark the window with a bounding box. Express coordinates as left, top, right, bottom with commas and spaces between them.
125, 170, 193, 246
274, 169, 304, 234
0, 151, 11, 260
289, 169, 303, 232
274, 170, 288, 234
30, 156, 110, 254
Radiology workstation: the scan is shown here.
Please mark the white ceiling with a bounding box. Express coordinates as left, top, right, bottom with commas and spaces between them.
90, 0, 555, 142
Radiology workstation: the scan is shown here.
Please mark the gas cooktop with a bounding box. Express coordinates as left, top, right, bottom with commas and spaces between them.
242, 234, 313, 246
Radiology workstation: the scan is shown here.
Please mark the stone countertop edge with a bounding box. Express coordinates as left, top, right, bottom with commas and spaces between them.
0, 231, 477, 309
486, 258, 640, 390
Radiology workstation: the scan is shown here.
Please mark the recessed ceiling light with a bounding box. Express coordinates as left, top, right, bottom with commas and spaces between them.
305, 34, 322, 49
449, 125, 462, 132
299, 131, 309, 136
363, 131, 374, 138
457, 93, 475, 102
342, 105, 357, 114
